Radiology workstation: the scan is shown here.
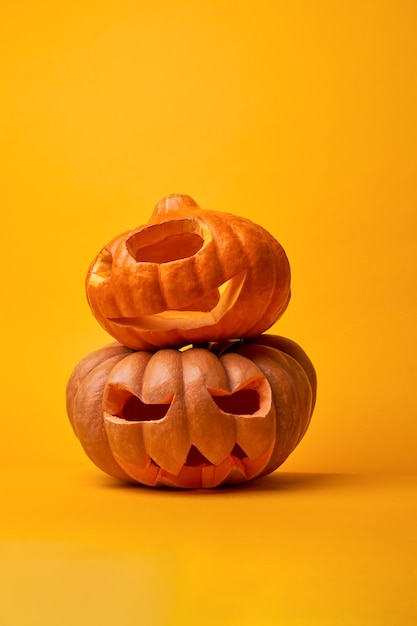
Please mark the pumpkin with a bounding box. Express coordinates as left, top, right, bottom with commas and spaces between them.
85, 194, 291, 350
66, 335, 316, 489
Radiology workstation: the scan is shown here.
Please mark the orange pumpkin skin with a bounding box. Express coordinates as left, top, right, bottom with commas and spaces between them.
66, 335, 316, 488
85, 194, 291, 350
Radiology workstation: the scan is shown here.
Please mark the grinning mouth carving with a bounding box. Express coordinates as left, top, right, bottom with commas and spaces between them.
112, 442, 274, 489
108, 271, 246, 331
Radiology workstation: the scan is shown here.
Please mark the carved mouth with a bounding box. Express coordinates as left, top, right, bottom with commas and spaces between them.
108, 271, 246, 331
112, 442, 274, 489
184, 444, 245, 467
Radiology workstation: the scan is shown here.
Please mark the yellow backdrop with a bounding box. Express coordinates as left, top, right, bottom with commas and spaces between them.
1, 1, 416, 624
1, 0, 416, 474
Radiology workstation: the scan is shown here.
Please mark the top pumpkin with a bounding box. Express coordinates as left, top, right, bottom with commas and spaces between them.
86, 194, 291, 350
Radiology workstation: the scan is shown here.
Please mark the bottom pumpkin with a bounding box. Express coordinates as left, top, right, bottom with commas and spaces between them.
66, 335, 317, 489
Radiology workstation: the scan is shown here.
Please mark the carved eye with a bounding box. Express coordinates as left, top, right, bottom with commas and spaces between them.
126, 219, 204, 263
105, 386, 174, 422
208, 381, 265, 416
210, 388, 259, 415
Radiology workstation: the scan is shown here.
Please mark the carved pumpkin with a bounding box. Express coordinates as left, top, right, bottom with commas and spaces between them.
66, 335, 316, 488
85, 194, 291, 350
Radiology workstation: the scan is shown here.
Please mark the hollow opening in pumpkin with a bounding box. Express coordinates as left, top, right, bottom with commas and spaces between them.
183, 444, 248, 468
126, 219, 205, 263
231, 443, 248, 460
184, 446, 212, 467
108, 271, 246, 330
106, 387, 173, 422
209, 387, 260, 415
89, 248, 113, 284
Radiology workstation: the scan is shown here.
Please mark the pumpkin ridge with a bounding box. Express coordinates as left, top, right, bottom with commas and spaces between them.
245, 236, 280, 336
235, 343, 314, 477
107, 271, 247, 331
218, 352, 276, 460
245, 335, 317, 410
69, 351, 128, 438
157, 248, 197, 312
66, 342, 131, 427
232, 220, 284, 336
181, 348, 238, 464
210, 212, 246, 282
72, 354, 133, 482
142, 349, 192, 474
268, 350, 313, 449
156, 262, 169, 311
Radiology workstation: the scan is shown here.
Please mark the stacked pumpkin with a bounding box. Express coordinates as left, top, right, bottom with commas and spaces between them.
66, 194, 316, 488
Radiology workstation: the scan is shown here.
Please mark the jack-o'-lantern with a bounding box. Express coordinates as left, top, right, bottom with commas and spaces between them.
85, 194, 291, 350
66, 335, 316, 488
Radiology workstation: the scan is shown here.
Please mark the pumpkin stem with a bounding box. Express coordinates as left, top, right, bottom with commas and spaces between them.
210, 338, 244, 357
150, 194, 201, 223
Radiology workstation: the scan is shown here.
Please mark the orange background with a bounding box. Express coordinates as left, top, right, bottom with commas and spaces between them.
1, 1, 416, 624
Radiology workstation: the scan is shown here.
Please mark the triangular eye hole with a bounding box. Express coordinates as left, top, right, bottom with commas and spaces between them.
208, 385, 261, 416
105, 387, 173, 422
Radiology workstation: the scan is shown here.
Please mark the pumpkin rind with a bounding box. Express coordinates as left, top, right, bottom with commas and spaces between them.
85, 194, 291, 350
66, 335, 316, 488
66, 343, 135, 482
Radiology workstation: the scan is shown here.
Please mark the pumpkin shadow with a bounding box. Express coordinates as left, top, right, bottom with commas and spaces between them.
96, 471, 353, 495
182, 472, 355, 495
235, 471, 355, 492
